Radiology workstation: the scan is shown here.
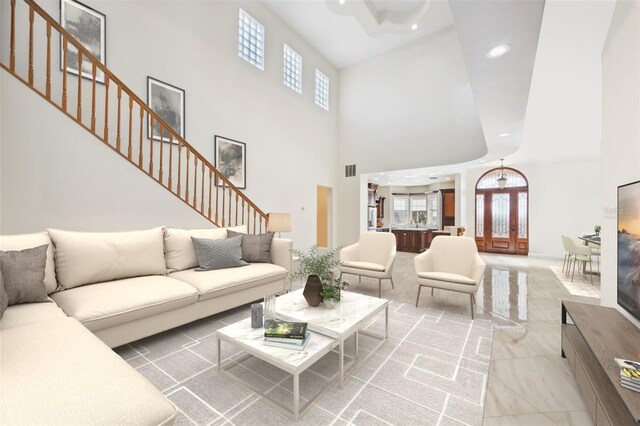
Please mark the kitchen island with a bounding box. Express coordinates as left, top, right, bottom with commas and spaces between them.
388, 228, 450, 253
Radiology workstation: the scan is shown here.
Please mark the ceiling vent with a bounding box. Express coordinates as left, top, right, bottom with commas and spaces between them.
345, 164, 357, 177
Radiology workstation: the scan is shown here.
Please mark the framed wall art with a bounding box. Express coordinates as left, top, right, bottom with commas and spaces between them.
147, 77, 185, 142
60, 0, 106, 82
214, 135, 246, 189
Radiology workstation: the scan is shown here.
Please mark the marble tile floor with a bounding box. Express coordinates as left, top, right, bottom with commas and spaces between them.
114, 251, 596, 425
342, 252, 597, 426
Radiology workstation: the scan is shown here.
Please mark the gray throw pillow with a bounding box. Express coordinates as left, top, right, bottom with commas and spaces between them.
191, 236, 248, 271
0, 245, 50, 305
0, 270, 8, 320
227, 230, 275, 263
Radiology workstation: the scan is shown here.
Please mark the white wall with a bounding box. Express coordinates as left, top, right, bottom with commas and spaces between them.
337, 26, 486, 245
463, 161, 601, 259
0, 0, 338, 250
601, 0, 640, 325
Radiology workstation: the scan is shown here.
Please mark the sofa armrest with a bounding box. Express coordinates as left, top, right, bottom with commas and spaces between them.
340, 243, 359, 263
271, 238, 293, 291
414, 250, 434, 274
471, 254, 486, 285
384, 246, 397, 272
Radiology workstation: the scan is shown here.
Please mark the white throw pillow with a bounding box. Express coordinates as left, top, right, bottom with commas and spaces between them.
0, 232, 58, 294
164, 225, 247, 273
48, 227, 167, 289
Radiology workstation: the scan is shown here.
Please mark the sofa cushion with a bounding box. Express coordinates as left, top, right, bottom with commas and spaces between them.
417, 271, 476, 286
192, 236, 248, 270
164, 225, 247, 273
49, 227, 167, 289
50, 276, 198, 331
0, 245, 50, 305
228, 230, 274, 263
170, 263, 287, 301
0, 299, 66, 330
340, 260, 386, 272
0, 317, 176, 425
0, 232, 57, 293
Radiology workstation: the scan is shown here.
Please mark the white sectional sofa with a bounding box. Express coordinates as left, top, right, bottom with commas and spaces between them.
0, 225, 293, 425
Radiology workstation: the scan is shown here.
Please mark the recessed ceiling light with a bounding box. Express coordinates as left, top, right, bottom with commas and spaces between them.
380, 172, 385, 175
479, 160, 486, 163
338, 0, 346, 4
499, 132, 511, 137
486, 44, 510, 59
446, 177, 451, 180
373, 178, 379, 180
429, 173, 435, 176
411, 23, 418, 31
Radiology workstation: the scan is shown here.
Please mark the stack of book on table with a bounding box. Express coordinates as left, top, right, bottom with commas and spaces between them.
263, 320, 310, 351
615, 358, 640, 392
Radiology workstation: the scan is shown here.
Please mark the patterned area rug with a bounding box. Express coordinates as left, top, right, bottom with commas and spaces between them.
549, 266, 600, 298
115, 298, 493, 425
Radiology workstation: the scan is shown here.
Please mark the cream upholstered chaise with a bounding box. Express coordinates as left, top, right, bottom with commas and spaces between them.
339, 232, 397, 298
414, 236, 486, 319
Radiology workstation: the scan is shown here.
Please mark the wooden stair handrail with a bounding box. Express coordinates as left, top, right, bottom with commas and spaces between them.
7, 0, 268, 227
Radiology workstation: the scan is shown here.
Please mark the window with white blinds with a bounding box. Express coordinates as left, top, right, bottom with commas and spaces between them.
283, 44, 302, 93
410, 195, 427, 225
393, 196, 409, 226
238, 9, 264, 70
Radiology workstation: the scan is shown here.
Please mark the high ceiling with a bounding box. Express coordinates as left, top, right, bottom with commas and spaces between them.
264, 0, 546, 181
262, 0, 453, 69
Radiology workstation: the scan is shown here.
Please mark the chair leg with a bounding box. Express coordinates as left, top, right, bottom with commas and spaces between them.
415, 285, 422, 307
589, 260, 593, 285
470, 294, 475, 320
431, 287, 434, 296
571, 259, 576, 282
378, 278, 382, 298
339, 272, 343, 280
390, 277, 395, 289
359, 276, 362, 284
562, 253, 567, 272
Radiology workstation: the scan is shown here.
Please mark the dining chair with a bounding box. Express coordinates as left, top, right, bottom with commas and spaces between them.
565, 236, 594, 284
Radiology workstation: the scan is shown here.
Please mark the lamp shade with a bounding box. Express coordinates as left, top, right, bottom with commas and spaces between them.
268, 213, 291, 233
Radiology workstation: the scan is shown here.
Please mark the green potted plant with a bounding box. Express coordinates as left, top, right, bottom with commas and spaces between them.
320, 275, 349, 309
292, 245, 341, 307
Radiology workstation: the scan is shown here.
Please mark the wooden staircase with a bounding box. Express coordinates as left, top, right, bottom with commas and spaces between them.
2, 0, 268, 233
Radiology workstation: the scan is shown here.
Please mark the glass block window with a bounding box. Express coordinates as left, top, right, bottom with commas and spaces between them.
315, 69, 329, 110
238, 9, 264, 70
283, 44, 302, 93
476, 168, 527, 189
393, 196, 409, 226
476, 194, 484, 237
518, 192, 528, 238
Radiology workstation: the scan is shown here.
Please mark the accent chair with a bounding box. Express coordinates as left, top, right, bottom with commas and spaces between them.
414, 236, 486, 319
339, 232, 397, 298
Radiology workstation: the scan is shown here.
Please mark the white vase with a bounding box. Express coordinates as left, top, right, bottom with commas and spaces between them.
324, 299, 337, 309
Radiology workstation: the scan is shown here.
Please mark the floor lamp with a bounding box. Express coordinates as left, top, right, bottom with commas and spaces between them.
268, 213, 291, 238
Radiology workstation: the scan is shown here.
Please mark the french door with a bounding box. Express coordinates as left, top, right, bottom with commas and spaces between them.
476, 188, 528, 255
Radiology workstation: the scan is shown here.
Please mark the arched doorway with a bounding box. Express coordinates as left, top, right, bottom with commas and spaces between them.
475, 167, 529, 255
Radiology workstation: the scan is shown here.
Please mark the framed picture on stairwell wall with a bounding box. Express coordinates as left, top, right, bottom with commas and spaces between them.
59, 0, 106, 83
214, 136, 246, 189
147, 77, 185, 143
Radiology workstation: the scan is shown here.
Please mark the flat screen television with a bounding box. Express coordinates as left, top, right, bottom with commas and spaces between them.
618, 180, 640, 321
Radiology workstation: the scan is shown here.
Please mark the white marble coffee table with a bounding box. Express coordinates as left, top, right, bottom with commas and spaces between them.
216, 290, 389, 419
217, 317, 335, 419
275, 289, 389, 386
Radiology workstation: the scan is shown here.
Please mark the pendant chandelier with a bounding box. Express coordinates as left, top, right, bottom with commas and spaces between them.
497, 159, 507, 189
